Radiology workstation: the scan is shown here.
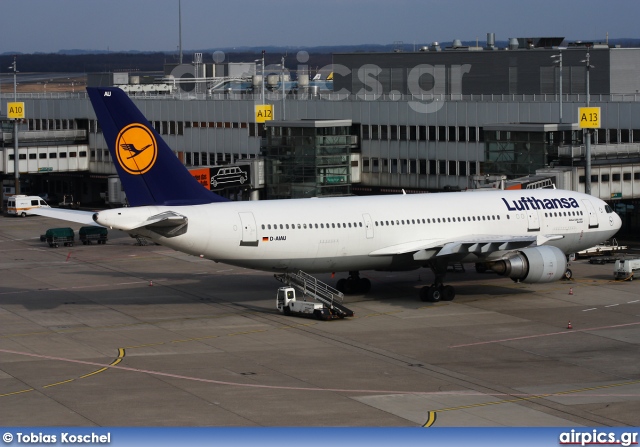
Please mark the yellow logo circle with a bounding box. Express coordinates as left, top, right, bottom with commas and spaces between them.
115, 124, 158, 175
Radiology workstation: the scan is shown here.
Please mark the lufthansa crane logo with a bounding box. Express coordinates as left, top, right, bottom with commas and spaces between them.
114, 123, 158, 175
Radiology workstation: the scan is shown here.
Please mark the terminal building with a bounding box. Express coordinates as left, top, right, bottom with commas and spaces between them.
1, 35, 640, 232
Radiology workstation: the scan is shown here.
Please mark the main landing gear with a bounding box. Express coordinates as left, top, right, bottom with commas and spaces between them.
336, 271, 371, 294
419, 261, 456, 303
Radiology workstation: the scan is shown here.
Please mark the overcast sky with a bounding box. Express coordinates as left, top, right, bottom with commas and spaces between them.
1, 0, 637, 54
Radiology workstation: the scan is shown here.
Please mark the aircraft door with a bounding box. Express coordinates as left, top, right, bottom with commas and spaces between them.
362, 213, 374, 239
581, 199, 599, 229
238, 212, 259, 246
526, 209, 541, 231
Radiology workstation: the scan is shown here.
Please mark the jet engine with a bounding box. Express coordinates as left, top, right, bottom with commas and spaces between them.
488, 246, 567, 283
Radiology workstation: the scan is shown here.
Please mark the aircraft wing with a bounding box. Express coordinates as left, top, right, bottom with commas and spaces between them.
369, 234, 564, 259
29, 207, 100, 226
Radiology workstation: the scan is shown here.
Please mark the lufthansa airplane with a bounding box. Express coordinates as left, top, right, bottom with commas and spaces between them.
34, 87, 622, 302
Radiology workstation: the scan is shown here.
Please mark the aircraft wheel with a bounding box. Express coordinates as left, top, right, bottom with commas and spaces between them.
359, 278, 371, 294
441, 285, 455, 301
564, 269, 573, 280
428, 286, 441, 303
425, 286, 442, 303
344, 278, 358, 294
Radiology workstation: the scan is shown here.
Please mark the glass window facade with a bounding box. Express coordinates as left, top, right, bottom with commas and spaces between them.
263, 122, 354, 199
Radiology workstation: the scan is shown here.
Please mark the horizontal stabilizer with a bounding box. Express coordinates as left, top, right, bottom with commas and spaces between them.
29, 208, 100, 226
112, 211, 188, 232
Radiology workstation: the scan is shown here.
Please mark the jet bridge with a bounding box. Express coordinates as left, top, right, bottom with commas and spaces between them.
274, 270, 354, 318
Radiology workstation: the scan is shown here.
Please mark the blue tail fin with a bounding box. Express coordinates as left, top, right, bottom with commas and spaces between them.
87, 87, 228, 206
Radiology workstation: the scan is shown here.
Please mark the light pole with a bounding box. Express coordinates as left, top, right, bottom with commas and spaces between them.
9, 57, 20, 194
281, 55, 286, 120
261, 50, 265, 105
551, 51, 563, 124
581, 49, 595, 195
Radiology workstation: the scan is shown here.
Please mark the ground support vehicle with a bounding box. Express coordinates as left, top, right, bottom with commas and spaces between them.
276, 287, 333, 320
79, 226, 108, 245
59, 195, 80, 209
274, 270, 354, 320
6, 195, 50, 217
589, 256, 619, 265
614, 258, 640, 280
576, 239, 627, 258
41, 227, 75, 248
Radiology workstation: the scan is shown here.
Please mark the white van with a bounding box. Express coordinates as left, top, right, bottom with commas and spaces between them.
6, 195, 50, 217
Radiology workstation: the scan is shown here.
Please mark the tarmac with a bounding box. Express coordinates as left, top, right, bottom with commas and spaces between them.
1, 214, 639, 427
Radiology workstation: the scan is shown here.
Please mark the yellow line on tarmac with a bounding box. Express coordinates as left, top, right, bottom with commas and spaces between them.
422, 411, 437, 427
0, 388, 34, 397
43, 379, 75, 388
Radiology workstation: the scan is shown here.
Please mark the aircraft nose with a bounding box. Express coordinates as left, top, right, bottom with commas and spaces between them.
612, 211, 622, 230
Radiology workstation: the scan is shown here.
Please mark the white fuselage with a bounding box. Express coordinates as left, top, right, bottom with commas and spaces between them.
95, 189, 622, 273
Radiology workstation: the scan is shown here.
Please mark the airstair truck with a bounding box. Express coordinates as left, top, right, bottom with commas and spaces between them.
276, 287, 332, 320
614, 259, 640, 280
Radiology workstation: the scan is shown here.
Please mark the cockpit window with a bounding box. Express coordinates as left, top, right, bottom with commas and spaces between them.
605, 205, 613, 213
